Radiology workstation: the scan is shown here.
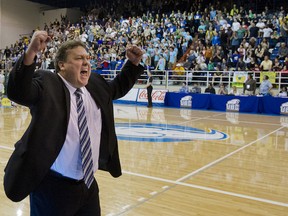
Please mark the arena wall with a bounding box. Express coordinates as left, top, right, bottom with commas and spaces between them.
0, 0, 83, 48
0, 0, 39, 48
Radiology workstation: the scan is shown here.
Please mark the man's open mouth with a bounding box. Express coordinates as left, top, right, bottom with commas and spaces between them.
80, 70, 88, 75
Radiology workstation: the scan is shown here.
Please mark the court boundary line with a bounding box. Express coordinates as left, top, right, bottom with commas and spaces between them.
204, 117, 282, 126
0, 128, 27, 133
176, 126, 285, 182
0, 145, 14, 151
168, 112, 225, 126
122, 170, 288, 208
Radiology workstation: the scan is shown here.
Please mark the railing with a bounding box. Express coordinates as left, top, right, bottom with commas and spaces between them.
98, 69, 288, 94
1, 68, 286, 97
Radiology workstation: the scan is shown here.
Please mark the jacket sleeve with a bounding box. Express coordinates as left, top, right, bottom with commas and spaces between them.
108, 60, 144, 100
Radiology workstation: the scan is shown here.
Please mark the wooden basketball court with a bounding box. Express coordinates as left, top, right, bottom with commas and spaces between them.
0, 104, 288, 215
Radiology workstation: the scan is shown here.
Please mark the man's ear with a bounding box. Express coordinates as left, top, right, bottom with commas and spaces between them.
58, 61, 65, 71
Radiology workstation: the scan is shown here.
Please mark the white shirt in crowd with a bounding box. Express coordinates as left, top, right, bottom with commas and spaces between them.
263, 27, 273, 38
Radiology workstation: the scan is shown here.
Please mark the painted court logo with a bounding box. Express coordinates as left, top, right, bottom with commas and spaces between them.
280, 102, 288, 114
115, 123, 228, 142
180, 96, 192, 108
226, 99, 240, 112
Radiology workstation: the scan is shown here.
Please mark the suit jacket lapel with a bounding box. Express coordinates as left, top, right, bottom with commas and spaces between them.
57, 75, 71, 125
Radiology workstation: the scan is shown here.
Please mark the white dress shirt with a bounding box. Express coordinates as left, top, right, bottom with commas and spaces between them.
51, 74, 102, 180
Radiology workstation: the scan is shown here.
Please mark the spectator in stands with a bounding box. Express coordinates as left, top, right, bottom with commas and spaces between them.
168, 46, 177, 69
272, 58, 283, 71
263, 25, 273, 39
236, 57, 246, 71
243, 51, 253, 69
278, 86, 287, 97
79, 31, 88, 43
4, 46, 11, 59
179, 82, 189, 93
271, 15, 280, 30
260, 55, 273, 71
260, 38, 270, 51
194, 10, 202, 27
230, 4, 239, 16
207, 60, 214, 71
196, 52, 207, 70
229, 86, 240, 96
278, 42, 288, 60
243, 74, 256, 95
212, 64, 223, 86
187, 49, 198, 62
221, 60, 229, 74
255, 44, 265, 64
237, 25, 247, 41
219, 27, 230, 56
218, 83, 228, 95
237, 44, 246, 58
204, 45, 213, 62
231, 18, 241, 32
252, 63, 261, 71
198, 29, 206, 44
211, 32, 221, 46
230, 31, 240, 54
248, 9, 256, 19
284, 56, 288, 70
205, 26, 215, 45
248, 22, 259, 39
183, 57, 192, 70
256, 19, 266, 37
270, 30, 280, 48
259, 75, 273, 95
231, 50, 240, 68
210, 6, 217, 21
212, 49, 222, 65
204, 83, 216, 94
280, 17, 288, 40
198, 21, 207, 32
190, 82, 201, 93
173, 63, 185, 83
155, 54, 166, 84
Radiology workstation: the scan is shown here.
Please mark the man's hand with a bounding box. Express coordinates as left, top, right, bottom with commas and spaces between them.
24, 31, 51, 66
126, 45, 144, 66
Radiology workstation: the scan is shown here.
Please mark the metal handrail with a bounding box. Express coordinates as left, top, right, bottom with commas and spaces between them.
98, 69, 286, 93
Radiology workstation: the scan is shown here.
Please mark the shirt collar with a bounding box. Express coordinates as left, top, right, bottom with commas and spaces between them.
58, 73, 85, 95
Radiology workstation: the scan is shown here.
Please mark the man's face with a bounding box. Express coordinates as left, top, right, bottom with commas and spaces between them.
59, 46, 91, 88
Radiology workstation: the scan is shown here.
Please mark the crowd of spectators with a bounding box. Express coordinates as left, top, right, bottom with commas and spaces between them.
0, 0, 288, 90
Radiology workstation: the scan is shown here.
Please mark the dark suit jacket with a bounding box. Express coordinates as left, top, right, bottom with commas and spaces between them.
243, 78, 256, 94
4, 55, 144, 202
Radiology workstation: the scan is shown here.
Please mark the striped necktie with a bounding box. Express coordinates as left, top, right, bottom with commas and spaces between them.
75, 89, 94, 188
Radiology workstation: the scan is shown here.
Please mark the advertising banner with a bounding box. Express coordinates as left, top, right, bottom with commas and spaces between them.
137, 89, 168, 103
259, 72, 276, 83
